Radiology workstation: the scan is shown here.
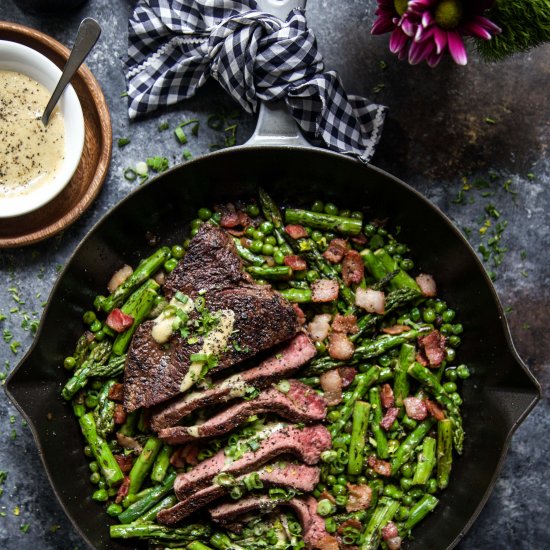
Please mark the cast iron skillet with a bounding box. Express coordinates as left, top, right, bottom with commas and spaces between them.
5, 1, 540, 548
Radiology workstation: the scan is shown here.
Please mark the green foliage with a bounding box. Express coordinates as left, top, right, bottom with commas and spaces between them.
476, 0, 550, 61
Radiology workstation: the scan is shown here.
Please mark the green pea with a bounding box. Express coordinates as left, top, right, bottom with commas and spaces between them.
63, 356, 76, 370
401, 463, 415, 478
427, 478, 438, 494
445, 368, 458, 382
325, 474, 336, 485
457, 364, 470, 379
106, 503, 123, 517
312, 489, 322, 499
327, 410, 341, 423
90, 472, 101, 484
400, 477, 414, 491
255, 279, 268, 286
294, 270, 307, 281
245, 226, 256, 238
85, 394, 99, 409
351, 211, 363, 220
452, 323, 464, 335
445, 347, 456, 362
265, 236, 277, 246
325, 231, 336, 242
339, 209, 350, 218
190, 227, 199, 237
250, 240, 264, 253
183, 238, 191, 249
396, 506, 410, 521
252, 230, 265, 241
306, 270, 319, 283
324, 203, 338, 216
281, 244, 292, 256
449, 335, 461, 347
335, 495, 348, 507
336, 476, 347, 486
450, 392, 462, 406
385, 243, 396, 255
357, 476, 367, 484
244, 204, 258, 218
311, 200, 324, 213
316, 483, 327, 493
393, 254, 402, 263
92, 489, 109, 502
171, 244, 185, 259
164, 258, 178, 273
272, 250, 285, 265
410, 307, 421, 322
423, 308, 436, 323
190, 218, 203, 230
363, 223, 376, 236
211, 211, 221, 223
409, 488, 424, 501
400, 259, 414, 271
369, 234, 384, 249
89, 461, 99, 473
402, 495, 414, 506
82, 311, 96, 325
94, 330, 105, 342
379, 355, 391, 368
90, 320, 102, 333
442, 309, 456, 322
260, 243, 273, 256
377, 227, 388, 236
90, 380, 103, 391
432, 301, 445, 314
315, 341, 326, 354
443, 382, 457, 393
358, 364, 371, 373
84, 445, 93, 457
197, 207, 212, 221
440, 323, 453, 335
332, 484, 347, 497
97, 479, 106, 490
396, 243, 408, 255
311, 230, 323, 242
259, 221, 274, 235
383, 485, 403, 499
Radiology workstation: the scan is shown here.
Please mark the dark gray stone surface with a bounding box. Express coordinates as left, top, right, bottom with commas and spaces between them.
0, 0, 547, 548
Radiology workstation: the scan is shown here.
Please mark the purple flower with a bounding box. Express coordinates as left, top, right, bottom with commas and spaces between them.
371, 0, 501, 67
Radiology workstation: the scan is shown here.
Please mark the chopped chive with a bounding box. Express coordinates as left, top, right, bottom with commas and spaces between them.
123, 168, 137, 181
117, 138, 131, 148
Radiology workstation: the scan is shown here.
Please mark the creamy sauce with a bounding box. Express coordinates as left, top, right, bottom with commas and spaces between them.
0, 71, 65, 196
151, 295, 195, 344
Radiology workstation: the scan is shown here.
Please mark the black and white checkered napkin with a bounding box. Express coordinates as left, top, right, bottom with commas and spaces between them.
124, 0, 386, 162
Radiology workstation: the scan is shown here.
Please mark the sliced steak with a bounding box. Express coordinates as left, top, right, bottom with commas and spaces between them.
124, 224, 299, 412
174, 424, 331, 500
158, 380, 327, 444
210, 495, 330, 549
157, 462, 319, 525
150, 333, 316, 431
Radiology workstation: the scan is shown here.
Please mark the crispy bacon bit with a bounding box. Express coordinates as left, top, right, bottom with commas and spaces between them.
292, 304, 307, 326
342, 250, 364, 286
114, 454, 134, 474
418, 330, 446, 367
308, 314, 332, 342
105, 309, 134, 333
346, 484, 373, 512
227, 228, 245, 237
416, 273, 437, 297
315, 535, 340, 550
380, 407, 399, 430
171, 444, 199, 468
116, 433, 142, 453
387, 536, 403, 550
108, 383, 125, 402
380, 384, 395, 409
328, 332, 355, 361
284, 255, 307, 271
320, 369, 343, 406
404, 397, 428, 421
107, 265, 133, 294
331, 314, 359, 334
311, 279, 339, 303
115, 476, 130, 504
319, 490, 336, 504
425, 398, 446, 420
416, 351, 429, 367
351, 233, 368, 245
381, 522, 399, 541
219, 203, 250, 229
285, 224, 308, 239
355, 287, 385, 314
339, 367, 357, 388
368, 455, 392, 477
114, 404, 127, 425
338, 518, 363, 535
323, 238, 347, 264
382, 324, 411, 335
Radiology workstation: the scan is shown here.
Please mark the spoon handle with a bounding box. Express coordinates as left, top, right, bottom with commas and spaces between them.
42, 18, 101, 125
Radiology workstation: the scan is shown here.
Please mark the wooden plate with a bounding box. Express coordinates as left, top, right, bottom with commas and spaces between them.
0, 21, 112, 248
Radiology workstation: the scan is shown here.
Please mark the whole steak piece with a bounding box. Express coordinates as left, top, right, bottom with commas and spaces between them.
124, 224, 299, 411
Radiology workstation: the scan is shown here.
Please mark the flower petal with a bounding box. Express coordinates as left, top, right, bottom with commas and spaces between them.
372, 16, 396, 35
426, 51, 444, 68
461, 21, 492, 40
433, 27, 447, 54
389, 28, 408, 54
447, 31, 468, 65
401, 18, 416, 37
409, 39, 435, 65
472, 15, 502, 34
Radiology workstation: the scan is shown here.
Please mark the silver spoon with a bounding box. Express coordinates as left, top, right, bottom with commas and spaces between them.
42, 18, 101, 125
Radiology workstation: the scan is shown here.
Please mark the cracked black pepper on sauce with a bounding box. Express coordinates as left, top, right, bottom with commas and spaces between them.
0, 70, 64, 196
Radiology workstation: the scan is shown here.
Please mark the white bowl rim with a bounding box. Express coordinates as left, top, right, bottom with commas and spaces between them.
0, 40, 85, 218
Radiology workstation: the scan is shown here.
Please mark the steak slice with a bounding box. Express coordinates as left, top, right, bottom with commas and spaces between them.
210, 495, 330, 550
157, 462, 320, 525
124, 224, 299, 412
150, 333, 316, 431
158, 380, 327, 444
173, 424, 331, 500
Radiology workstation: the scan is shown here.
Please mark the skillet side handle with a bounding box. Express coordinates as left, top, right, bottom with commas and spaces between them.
244, 0, 313, 149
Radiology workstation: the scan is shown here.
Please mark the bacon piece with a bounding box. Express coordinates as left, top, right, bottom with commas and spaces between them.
425, 398, 446, 420
227, 228, 245, 237
315, 535, 340, 550
284, 255, 307, 271
338, 518, 363, 535
342, 250, 364, 286
382, 324, 411, 335
323, 238, 347, 264
319, 490, 336, 504
418, 330, 446, 367
339, 367, 357, 388
114, 454, 134, 474
351, 233, 368, 245
387, 537, 403, 550
115, 476, 130, 504
380, 384, 395, 409
331, 314, 358, 334
328, 332, 354, 361
219, 203, 250, 229
113, 404, 127, 425
382, 521, 399, 541
108, 383, 124, 402
285, 224, 308, 239
107, 265, 133, 294
346, 484, 372, 512
355, 287, 385, 314
171, 444, 200, 468
416, 273, 437, 297
308, 314, 332, 342
292, 304, 307, 326
105, 308, 134, 333
320, 369, 343, 406
311, 279, 339, 303
368, 456, 391, 477
416, 351, 429, 367
380, 407, 399, 430
404, 397, 428, 421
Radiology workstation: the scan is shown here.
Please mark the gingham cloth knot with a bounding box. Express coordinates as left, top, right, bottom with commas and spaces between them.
124, 0, 387, 162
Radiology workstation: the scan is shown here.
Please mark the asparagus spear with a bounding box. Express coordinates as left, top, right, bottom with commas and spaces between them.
285, 208, 362, 235
373, 248, 420, 292
151, 444, 173, 483
258, 187, 286, 246
112, 279, 159, 356
360, 249, 388, 281
188, 543, 215, 550
135, 494, 177, 523
402, 494, 439, 533
93, 379, 116, 438
119, 410, 139, 437
393, 343, 415, 408
71, 392, 86, 418
110, 522, 210, 541
73, 332, 93, 368
128, 436, 163, 494
246, 266, 292, 280
369, 387, 389, 459
232, 237, 265, 266
408, 361, 464, 454
361, 497, 400, 550
279, 288, 312, 303
79, 413, 123, 487
412, 436, 437, 485
437, 418, 453, 489
99, 246, 170, 313
348, 401, 370, 475
390, 418, 436, 475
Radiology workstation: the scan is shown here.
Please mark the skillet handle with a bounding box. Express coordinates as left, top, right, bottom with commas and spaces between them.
244, 0, 313, 149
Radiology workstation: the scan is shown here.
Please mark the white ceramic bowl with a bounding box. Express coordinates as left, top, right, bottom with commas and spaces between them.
0, 40, 85, 218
